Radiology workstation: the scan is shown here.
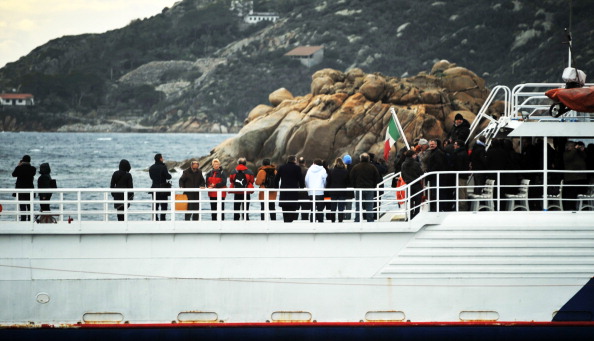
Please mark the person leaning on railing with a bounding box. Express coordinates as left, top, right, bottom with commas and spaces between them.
349, 153, 381, 222
205, 159, 227, 221
12, 155, 36, 222
110, 159, 134, 221
149, 153, 172, 221
229, 157, 255, 221
255, 159, 277, 221
326, 157, 349, 222
275, 155, 304, 223
400, 150, 424, 219
179, 160, 206, 221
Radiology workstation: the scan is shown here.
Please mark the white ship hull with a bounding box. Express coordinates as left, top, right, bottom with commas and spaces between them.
2, 212, 592, 327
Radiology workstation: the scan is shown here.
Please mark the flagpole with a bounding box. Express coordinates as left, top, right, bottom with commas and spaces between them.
390, 107, 410, 150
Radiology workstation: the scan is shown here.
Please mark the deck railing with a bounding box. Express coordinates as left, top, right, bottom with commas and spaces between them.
1, 169, 593, 224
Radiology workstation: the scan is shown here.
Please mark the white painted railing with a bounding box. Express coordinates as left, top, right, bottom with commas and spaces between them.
2, 169, 593, 224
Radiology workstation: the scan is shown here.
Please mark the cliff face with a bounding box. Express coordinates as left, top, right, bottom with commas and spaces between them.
197, 60, 495, 171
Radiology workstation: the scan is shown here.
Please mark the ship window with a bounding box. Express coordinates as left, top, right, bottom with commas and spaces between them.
178, 311, 218, 322
82, 312, 124, 323
459, 311, 499, 321
365, 310, 406, 321
271, 311, 312, 322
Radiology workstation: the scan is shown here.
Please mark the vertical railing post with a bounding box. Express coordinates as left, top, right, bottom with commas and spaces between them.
59, 191, 64, 222
104, 192, 109, 222
217, 190, 222, 221
171, 189, 176, 222
264, 189, 269, 222
124, 190, 128, 222
77, 191, 82, 222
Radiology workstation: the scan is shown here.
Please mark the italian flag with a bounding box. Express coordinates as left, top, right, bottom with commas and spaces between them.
384, 112, 401, 161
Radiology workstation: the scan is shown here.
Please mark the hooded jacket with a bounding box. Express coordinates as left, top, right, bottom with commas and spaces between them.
305, 164, 327, 196
229, 164, 255, 194
111, 159, 134, 201
255, 165, 278, 200
38, 163, 53, 200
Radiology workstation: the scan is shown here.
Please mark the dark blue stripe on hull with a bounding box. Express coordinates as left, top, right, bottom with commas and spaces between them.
3, 324, 594, 341
554, 277, 594, 321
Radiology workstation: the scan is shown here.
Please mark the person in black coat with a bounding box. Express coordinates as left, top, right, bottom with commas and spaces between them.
12, 155, 36, 221
38, 162, 54, 213
452, 140, 470, 210
448, 113, 471, 143
326, 158, 350, 222
426, 139, 451, 211
350, 153, 382, 222
297, 156, 311, 221
486, 139, 516, 200
400, 150, 425, 218
179, 160, 206, 221
149, 153, 172, 221
274, 155, 305, 222
111, 159, 134, 221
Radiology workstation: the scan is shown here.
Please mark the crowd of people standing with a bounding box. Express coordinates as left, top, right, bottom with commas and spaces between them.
11, 151, 389, 223
393, 113, 594, 215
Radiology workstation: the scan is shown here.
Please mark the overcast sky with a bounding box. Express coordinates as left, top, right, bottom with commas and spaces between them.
0, 0, 179, 68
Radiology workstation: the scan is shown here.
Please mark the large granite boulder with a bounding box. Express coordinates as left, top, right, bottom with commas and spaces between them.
269, 88, 294, 106
199, 61, 493, 173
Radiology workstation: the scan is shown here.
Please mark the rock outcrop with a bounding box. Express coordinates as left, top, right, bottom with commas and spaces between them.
198, 61, 492, 172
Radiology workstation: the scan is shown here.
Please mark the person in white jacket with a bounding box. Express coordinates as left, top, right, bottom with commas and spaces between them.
305, 159, 327, 222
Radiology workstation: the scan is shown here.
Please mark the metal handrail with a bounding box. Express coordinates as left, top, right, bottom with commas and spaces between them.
2, 169, 593, 224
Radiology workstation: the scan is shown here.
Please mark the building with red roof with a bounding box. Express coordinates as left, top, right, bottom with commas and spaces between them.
0, 93, 35, 106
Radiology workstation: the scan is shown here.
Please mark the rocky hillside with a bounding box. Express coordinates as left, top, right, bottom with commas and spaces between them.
195, 60, 495, 172
1, 0, 593, 132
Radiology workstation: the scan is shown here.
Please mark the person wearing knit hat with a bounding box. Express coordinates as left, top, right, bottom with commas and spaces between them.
448, 113, 471, 143
342, 154, 355, 220
342, 154, 352, 165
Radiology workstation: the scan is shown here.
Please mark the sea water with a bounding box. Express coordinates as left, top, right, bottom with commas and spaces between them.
0, 132, 234, 190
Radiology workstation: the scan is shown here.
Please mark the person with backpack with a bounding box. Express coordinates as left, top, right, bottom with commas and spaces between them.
229, 157, 255, 221
255, 159, 277, 221
110, 159, 134, 221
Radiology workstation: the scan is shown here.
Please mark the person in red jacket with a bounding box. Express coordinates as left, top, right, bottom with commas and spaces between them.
229, 157, 255, 221
205, 159, 227, 221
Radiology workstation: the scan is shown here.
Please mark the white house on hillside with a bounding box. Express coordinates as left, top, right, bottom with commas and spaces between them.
284, 46, 324, 67
0, 93, 35, 106
244, 11, 279, 24
231, 1, 279, 24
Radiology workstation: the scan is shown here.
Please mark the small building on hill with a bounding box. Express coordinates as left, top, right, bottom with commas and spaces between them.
244, 11, 279, 24
0, 93, 35, 106
284, 46, 324, 67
